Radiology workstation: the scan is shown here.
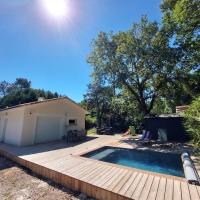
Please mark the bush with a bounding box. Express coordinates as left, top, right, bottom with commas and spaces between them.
184, 96, 200, 148
85, 115, 96, 130
129, 126, 136, 136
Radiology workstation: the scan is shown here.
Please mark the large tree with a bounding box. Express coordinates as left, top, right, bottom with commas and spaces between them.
160, 0, 200, 108
88, 16, 178, 115
0, 81, 10, 97
0, 78, 60, 109
161, 0, 200, 70
84, 81, 113, 127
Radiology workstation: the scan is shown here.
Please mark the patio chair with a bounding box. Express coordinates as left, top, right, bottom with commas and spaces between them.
138, 130, 152, 145
139, 130, 147, 141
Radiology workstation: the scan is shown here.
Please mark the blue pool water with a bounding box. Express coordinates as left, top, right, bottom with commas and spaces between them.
83, 146, 184, 177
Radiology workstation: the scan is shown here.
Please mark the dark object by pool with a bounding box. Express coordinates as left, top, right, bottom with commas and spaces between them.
83, 146, 184, 177
144, 115, 190, 141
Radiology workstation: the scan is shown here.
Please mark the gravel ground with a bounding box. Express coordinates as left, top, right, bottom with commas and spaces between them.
0, 156, 94, 200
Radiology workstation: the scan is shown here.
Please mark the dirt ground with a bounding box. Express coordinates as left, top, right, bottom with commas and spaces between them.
0, 156, 94, 200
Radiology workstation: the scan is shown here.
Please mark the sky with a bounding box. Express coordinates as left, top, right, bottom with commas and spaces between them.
0, 0, 162, 102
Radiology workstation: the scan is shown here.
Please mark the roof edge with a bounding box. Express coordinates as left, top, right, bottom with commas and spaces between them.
0, 97, 87, 113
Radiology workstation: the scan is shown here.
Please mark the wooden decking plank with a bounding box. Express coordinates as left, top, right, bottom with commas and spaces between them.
63, 161, 93, 175
95, 167, 122, 187
180, 182, 191, 200
83, 164, 111, 183
55, 160, 85, 174
70, 164, 99, 180
164, 179, 173, 200
139, 175, 154, 200
90, 167, 120, 200
147, 176, 160, 200
68, 162, 100, 178
107, 169, 128, 191
29, 151, 70, 164
79, 165, 110, 196
81, 165, 112, 197
132, 173, 148, 200
101, 168, 125, 189
156, 177, 167, 200
43, 157, 75, 169
125, 173, 143, 198
119, 172, 138, 196
173, 180, 182, 200
98, 168, 127, 200
72, 160, 101, 176
89, 166, 116, 185
188, 184, 200, 200
57, 158, 85, 170
197, 186, 200, 198
77, 163, 108, 181
112, 170, 133, 193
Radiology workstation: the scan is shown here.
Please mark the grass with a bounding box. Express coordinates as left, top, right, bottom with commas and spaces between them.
87, 128, 97, 135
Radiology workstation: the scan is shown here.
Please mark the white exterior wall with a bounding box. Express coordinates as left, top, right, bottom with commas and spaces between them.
0, 99, 85, 146
0, 112, 4, 142
21, 99, 85, 146
0, 109, 24, 146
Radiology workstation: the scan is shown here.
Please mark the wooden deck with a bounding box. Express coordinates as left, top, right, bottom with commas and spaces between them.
0, 135, 200, 200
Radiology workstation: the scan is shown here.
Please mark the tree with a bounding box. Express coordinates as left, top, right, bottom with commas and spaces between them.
84, 81, 113, 127
14, 78, 31, 90
184, 96, 200, 149
0, 81, 10, 97
88, 16, 178, 115
0, 78, 60, 109
158, 0, 200, 111
161, 0, 200, 70
110, 89, 144, 130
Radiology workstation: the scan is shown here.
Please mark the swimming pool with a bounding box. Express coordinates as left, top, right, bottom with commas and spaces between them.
82, 146, 184, 177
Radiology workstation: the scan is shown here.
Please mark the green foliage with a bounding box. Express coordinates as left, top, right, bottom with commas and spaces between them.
85, 115, 97, 129
84, 1, 200, 133
161, 0, 200, 70
184, 96, 200, 148
129, 126, 136, 136
160, 0, 200, 110
84, 81, 114, 127
0, 78, 60, 109
151, 98, 173, 114
87, 128, 97, 135
110, 90, 144, 130
0, 81, 10, 96
88, 16, 178, 115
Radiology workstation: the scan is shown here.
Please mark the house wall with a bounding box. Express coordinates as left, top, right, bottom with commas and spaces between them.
0, 112, 4, 141
0, 109, 24, 146
21, 99, 85, 146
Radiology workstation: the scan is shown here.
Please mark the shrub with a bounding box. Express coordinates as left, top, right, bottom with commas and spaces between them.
184, 96, 200, 148
129, 126, 136, 136
85, 115, 96, 129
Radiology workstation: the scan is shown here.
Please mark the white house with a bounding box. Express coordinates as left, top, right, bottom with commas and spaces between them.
0, 97, 86, 146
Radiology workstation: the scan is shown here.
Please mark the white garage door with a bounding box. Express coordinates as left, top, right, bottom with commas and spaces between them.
0, 118, 7, 142
0, 118, 3, 142
35, 116, 63, 144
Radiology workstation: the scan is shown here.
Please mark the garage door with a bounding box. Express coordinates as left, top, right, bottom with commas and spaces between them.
35, 116, 63, 144
0, 118, 7, 142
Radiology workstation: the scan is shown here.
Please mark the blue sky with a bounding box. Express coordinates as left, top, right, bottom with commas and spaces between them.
0, 0, 162, 102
